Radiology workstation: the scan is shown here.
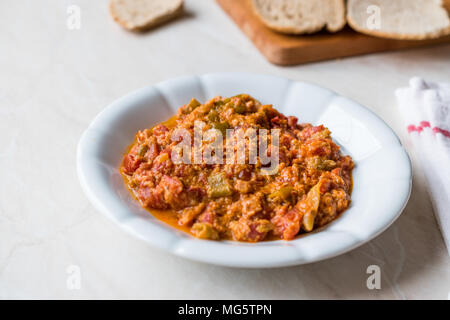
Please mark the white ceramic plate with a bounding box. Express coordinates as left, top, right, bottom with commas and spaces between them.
77, 73, 411, 268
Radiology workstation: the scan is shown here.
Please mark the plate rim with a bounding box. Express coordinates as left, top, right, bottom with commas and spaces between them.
77, 72, 412, 268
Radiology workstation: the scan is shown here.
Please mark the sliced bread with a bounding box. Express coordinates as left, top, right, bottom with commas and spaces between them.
347, 0, 450, 40
251, 0, 346, 35
110, 0, 184, 32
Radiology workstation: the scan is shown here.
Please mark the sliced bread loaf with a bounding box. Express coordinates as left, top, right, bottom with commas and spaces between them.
110, 0, 184, 32
347, 0, 450, 40
251, 0, 346, 35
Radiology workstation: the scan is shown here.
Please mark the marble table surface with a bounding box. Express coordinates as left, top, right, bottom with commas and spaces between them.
1, 0, 449, 299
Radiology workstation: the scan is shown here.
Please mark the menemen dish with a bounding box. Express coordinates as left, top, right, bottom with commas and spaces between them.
121, 95, 353, 242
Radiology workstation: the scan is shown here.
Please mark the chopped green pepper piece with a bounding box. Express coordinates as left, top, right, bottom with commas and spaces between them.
301, 183, 321, 232
317, 160, 336, 170
208, 173, 232, 198
213, 121, 230, 136
234, 104, 246, 114
213, 98, 231, 109
230, 95, 246, 114
192, 223, 219, 240
214, 100, 225, 107
207, 109, 219, 122
183, 98, 201, 114
188, 98, 201, 108
138, 144, 149, 157
268, 186, 293, 203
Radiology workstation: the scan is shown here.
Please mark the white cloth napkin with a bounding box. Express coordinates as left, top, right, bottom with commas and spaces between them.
396, 77, 450, 255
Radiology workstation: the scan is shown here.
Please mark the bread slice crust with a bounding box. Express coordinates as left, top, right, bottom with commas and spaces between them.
110, 0, 184, 32
251, 0, 346, 35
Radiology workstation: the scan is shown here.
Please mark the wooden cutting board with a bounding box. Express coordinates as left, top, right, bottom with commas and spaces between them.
217, 0, 450, 66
